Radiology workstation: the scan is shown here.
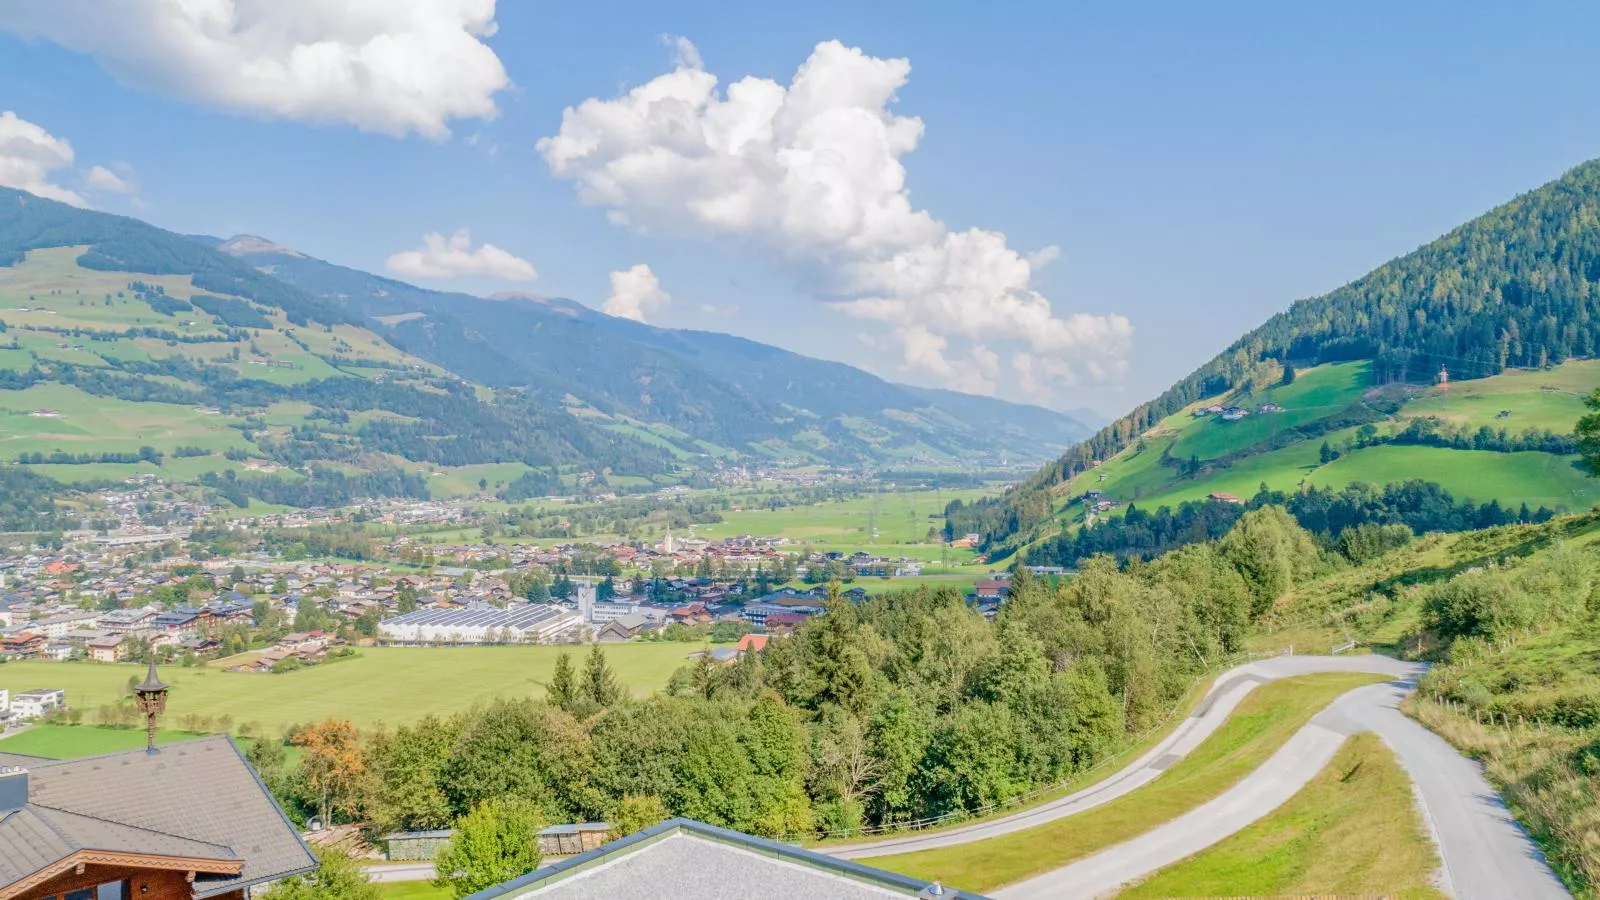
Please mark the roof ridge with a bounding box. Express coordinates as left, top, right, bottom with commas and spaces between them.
31, 804, 239, 858
29, 732, 233, 769
22, 800, 83, 852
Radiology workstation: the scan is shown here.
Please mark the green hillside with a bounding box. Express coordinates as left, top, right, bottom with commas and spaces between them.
0, 190, 680, 506
953, 159, 1600, 556
1059, 360, 1596, 514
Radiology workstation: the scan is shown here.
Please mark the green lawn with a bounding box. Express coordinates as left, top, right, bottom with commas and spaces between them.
861, 672, 1389, 893
696, 488, 994, 547
423, 462, 540, 498
1119, 436, 1333, 510
0, 724, 228, 758
1309, 444, 1600, 511
1100, 433, 1597, 517
374, 882, 450, 900
777, 572, 983, 597
1400, 361, 1600, 433
1116, 731, 1442, 899
0, 644, 695, 736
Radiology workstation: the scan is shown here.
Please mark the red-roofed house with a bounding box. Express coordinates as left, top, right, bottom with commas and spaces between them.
974, 579, 1010, 600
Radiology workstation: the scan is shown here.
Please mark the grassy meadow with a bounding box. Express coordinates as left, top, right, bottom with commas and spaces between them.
1115, 732, 1443, 899
1053, 359, 1600, 526
0, 643, 694, 739
695, 488, 992, 562
1168, 361, 1372, 462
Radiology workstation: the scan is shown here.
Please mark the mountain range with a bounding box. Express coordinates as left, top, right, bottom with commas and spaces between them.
0, 186, 1092, 504
207, 234, 1089, 464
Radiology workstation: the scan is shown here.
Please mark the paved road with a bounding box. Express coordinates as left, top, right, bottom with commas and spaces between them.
996, 676, 1572, 900
829, 654, 1417, 860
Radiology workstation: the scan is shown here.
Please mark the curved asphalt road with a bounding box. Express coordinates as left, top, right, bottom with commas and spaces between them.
991, 666, 1571, 900
831, 654, 1568, 900
829, 654, 1416, 860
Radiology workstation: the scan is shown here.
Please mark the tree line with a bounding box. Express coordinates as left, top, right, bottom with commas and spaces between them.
1026, 480, 1558, 569
260, 505, 1358, 856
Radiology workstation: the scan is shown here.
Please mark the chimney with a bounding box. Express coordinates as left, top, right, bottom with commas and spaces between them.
0, 767, 28, 812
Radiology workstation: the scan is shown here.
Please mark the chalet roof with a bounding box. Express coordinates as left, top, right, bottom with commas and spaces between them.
0, 805, 240, 883
0, 735, 316, 898
465, 818, 986, 899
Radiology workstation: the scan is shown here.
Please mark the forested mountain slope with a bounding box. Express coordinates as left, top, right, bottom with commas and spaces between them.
218, 237, 1090, 464
952, 159, 1600, 555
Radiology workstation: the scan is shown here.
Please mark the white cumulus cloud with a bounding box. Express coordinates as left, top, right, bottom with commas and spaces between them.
84, 162, 138, 196
0, 1, 511, 139
386, 229, 536, 281
0, 111, 85, 206
536, 38, 1131, 401
603, 264, 671, 322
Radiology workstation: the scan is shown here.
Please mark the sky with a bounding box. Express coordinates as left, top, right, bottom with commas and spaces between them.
1, 2, 1598, 419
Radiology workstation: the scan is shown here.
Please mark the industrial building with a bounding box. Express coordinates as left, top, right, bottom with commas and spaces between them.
378, 603, 580, 645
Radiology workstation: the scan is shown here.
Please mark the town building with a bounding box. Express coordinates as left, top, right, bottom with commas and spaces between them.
7, 689, 65, 720
0, 633, 46, 659
86, 634, 125, 662
100, 607, 158, 634
378, 604, 580, 645
33, 610, 100, 640
596, 613, 652, 643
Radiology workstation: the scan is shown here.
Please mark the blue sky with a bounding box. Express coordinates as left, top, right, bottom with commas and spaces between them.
0, 2, 1597, 417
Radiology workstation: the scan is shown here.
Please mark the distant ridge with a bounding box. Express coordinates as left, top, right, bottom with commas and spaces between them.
218, 237, 1093, 465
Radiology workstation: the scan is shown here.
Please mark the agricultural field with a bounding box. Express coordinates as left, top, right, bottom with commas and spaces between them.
420, 462, 541, 498
696, 487, 993, 555
0, 643, 694, 736
1308, 444, 1600, 510
1168, 361, 1372, 462
0, 382, 253, 459
1399, 360, 1600, 432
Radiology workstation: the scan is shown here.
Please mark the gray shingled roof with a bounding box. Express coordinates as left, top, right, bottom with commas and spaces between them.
468, 819, 987, 900
0, 805, 239, 886
3, 735, 316, 898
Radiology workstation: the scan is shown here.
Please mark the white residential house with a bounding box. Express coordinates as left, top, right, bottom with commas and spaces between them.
9, 688, 66, 719
36, 610, 100, 640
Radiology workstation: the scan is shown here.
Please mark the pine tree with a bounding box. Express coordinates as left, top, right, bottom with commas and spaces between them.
582, 646, 623, 708
547, 652, 576, 709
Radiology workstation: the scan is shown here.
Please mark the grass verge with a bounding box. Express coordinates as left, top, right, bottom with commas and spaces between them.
861, 671, 1388, 893
373, 883, 449, 899
1115, 732, 1443, 899
1407, 697, 1599, 895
